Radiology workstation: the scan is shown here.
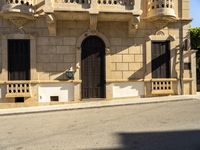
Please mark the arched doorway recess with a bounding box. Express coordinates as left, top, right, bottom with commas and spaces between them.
81, 36, 106, 99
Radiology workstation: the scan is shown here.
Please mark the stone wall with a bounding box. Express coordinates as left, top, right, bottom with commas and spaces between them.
0, 16, 193, 82
0, 8, 195, 100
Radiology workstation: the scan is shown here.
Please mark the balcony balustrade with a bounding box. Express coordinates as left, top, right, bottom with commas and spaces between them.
147, 0, 176, 21
6, 81, 31, 98
45, 0, 141, 15
97, 0, 134, 11
151, 78, 175, 95
1, 0, 35, 18
0, 0, 36, 27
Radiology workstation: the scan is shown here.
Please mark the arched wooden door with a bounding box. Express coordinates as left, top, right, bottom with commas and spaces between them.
81, 36, 106, 99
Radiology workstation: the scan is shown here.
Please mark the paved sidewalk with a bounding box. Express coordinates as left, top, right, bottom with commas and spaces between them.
0, 95, 199, 116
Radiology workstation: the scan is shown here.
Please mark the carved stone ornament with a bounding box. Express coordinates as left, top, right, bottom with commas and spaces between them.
156, 30, 165, 36
8, 17, 31, 28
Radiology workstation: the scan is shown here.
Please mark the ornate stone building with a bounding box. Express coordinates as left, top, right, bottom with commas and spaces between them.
0, 0, 196, 103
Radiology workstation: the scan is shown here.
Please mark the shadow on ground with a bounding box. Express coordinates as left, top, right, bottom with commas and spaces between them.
89, 130, 200, 150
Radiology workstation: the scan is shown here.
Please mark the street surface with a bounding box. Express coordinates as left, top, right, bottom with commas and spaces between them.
0, 99, 200, 150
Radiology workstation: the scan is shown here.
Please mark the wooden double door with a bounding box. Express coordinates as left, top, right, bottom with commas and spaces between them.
81, 36, 106, 99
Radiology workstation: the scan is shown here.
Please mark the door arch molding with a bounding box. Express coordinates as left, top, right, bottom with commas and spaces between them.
76, 31, 110, 49
74, 31, 111, 100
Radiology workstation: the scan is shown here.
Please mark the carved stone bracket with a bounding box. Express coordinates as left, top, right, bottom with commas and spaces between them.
8, 17, 31, 28
46, 13, 56, 36
1, 12, 35, 28
128, 15, 140, 36
90, 14, 98, 31
154, 19, 171, 29
147, 17, 177, 30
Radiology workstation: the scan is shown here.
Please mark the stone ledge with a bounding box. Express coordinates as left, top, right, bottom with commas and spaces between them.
0, 80, 82, 84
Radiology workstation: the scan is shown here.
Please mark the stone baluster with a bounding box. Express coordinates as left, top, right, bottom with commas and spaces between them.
152, 0, 155, 8
6, 0, 34, 5
171, 0, 173, 8
90, 0, 98, 13
149, 0, 155, 10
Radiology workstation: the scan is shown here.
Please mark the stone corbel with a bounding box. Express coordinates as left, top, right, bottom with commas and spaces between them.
9, 17, 31, 28
153, 20, 170, 29
90, 14, 98, 32
46, 13, 56, 36
128, 15, 140, 37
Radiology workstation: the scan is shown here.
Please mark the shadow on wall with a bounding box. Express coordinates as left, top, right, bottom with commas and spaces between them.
128, 27, 191, 80
99, 21, 182, 80
89, 130, 200, 150
128, 43, 180, 80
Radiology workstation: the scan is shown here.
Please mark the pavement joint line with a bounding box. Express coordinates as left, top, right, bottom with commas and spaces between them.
0, 98, 198, 116
0, 95, 200, 116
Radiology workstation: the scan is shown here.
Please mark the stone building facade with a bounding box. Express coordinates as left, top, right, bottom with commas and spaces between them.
0, 0, 196, 103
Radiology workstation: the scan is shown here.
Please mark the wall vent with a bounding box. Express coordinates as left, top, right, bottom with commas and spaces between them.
50, 96, 59, 102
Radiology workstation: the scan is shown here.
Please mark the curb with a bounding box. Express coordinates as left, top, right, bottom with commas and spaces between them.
0, 95, 199, 116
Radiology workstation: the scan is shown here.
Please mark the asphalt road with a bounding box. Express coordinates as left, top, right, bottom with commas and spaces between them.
0, 99, 200, 150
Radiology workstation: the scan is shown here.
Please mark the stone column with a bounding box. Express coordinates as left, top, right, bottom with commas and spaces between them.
74, 48, 81, 101
1, 36, 8, 81
30, 36, 38, 80
105, 48, 113, 99
191, 50, 197, 94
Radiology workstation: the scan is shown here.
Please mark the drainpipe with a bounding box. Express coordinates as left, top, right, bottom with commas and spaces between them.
179, 0, 184, 95
180, 42, 184, 95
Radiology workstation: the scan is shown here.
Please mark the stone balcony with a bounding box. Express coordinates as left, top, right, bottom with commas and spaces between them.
0, 0, 35, 27
147, 0, 176, 22
44, 0, 142, 36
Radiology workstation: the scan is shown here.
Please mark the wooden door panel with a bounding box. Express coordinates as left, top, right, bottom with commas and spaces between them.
8, 40, 30, 80
81, 36, 105, 99
152, 41, 170, 78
